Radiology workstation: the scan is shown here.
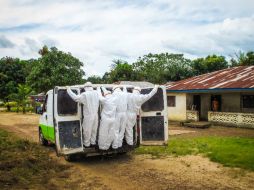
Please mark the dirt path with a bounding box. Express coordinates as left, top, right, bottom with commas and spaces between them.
1, 112, 254, 190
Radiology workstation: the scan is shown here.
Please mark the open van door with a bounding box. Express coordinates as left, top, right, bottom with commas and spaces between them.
139, 86, 168, 145
53, 87, 83, 155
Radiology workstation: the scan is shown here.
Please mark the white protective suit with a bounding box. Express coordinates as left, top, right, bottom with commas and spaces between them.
66, 82, 99, 147
112, 86, 128, 148
125, 85, 159, 145
97, 87, 117, 150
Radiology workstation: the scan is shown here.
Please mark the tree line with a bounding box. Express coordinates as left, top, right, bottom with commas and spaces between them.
88, 51, 254, 84
0, 45, 254, 109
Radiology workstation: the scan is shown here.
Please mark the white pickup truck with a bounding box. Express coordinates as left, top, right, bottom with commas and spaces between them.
38, 85, 168, 161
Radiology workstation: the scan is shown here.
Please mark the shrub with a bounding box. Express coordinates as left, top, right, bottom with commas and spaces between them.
10, 107, 34, 112
4, 101, 18, 107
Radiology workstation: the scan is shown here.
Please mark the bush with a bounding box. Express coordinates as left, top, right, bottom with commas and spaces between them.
10, 107, 34, 112
4, 101, 18, 107
0, 101, 4, 107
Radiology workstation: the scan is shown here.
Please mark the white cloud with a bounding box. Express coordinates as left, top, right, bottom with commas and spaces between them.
0, 0, 254, 76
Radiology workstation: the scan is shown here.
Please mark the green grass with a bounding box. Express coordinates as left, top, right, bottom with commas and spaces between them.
0, 129, 77, 190
135, 137, 254, 171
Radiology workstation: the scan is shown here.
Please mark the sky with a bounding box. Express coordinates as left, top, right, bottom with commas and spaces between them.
0, 0, 254, 77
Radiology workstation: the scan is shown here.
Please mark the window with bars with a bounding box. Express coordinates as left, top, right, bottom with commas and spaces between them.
242, 95, 254, 108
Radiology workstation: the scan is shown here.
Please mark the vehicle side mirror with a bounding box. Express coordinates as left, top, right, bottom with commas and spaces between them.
36, 106, 43, 114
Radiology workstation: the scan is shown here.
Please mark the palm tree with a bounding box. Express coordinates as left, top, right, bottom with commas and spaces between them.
9, 84, 33, 114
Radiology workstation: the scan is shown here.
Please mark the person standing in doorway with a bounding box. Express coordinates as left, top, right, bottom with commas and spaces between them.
212, 97, 219, 111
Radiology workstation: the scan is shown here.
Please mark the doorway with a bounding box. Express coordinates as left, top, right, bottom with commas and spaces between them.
193, 95, 201, 118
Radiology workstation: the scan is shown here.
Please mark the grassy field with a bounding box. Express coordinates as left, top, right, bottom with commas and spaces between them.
0, 129, 77, 190
135, 136, 254, 171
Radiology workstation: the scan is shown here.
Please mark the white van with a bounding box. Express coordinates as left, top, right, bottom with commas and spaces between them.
39, 85, 168, 161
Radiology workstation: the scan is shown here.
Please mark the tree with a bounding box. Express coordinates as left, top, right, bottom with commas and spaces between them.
133, 53, 193, 83
102, 72, 111, 84
0, 57, 26, 102
27, 46, 85, 93
9, 84, 33, 114
230, 51, 254, 66
86, 75, 103, 84
107, 59, 136, 83
191, 55, 228, 75
38, 45, 49, 56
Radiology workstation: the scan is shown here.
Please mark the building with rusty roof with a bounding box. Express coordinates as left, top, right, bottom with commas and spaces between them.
166, 66, 254, 128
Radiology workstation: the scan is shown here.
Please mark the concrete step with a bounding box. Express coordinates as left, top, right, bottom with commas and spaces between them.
183, 121, 211, 128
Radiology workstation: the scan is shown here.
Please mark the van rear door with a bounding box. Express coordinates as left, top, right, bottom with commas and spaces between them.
54, 87, 83, 155
139, 86, 168, 145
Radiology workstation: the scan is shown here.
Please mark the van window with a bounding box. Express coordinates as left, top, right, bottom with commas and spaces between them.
57, 89, 78, 115
141, 88, 164, 111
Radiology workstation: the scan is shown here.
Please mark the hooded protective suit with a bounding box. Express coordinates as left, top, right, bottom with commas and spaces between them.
97, 87, 117, 150
67, 82, 99, 147
125, 85, 159, 145
112, 86, 128, 148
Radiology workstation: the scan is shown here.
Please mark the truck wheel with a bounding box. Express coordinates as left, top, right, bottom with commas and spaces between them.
64, 154, 76, 162
39, 128, 48, 146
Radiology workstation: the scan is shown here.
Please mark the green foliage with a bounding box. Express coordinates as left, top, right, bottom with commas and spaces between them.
135, 137, 254, 171
0, 57, 26, 101
86, 75, 104, 84
0, 129, 74, 190
8, 84, 33, 114
38, 45, 49, 56
101, 72, 111, 84
4, 101, 17, 107
230, 51, 254, 66
27, 46, 85, 93
191, 55, 228, 75
10, 107, 34, 112
133, 53, 193, 83
108, 59, 136, 83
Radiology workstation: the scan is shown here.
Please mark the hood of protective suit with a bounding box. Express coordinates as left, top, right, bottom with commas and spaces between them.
112, 86, 122, 94
84, 82, 93, 91
133, 87, 141, 95
85, 86, 93, 91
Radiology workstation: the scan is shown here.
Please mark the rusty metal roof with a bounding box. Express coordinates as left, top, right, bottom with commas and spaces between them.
167, 66, 254, 92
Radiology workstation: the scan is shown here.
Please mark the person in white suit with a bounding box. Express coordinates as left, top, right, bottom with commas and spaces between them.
66, 82, 99, 147
112, 86, 128, 149
125, 85, 159, 146
97, 86, 117, 150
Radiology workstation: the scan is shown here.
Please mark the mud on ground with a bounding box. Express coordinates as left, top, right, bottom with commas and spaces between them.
0, 112, 254, 190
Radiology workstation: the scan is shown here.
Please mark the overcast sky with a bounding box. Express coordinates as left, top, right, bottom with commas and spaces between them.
0, 0, 254, 77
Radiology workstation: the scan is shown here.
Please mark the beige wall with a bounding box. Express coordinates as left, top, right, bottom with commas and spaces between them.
167, 93, 186, 121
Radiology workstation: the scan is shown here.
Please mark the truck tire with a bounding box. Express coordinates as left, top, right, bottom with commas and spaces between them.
39, 128, 48, 146
64, 154, 76, 162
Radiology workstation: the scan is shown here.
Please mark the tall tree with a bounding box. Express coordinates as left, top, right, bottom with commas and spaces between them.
0, 57, 26, 101
86, 75, 103, 84
27, 46, 85, 93
230, 51, 254, 66
9, 84, 33, 114
108, 59, 136, 83
38, 45, 49, 56
191, 55, 228, 75
133, 53, 193, 83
